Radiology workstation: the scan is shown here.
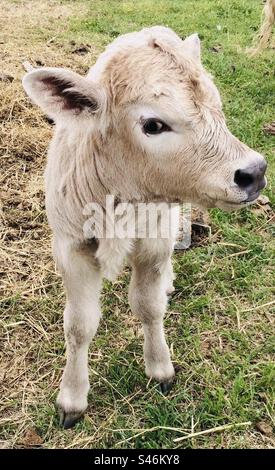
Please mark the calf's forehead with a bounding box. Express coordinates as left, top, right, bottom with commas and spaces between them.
101, 46, 204, 109
88, 26, 221, 116
88, 26, 184, 81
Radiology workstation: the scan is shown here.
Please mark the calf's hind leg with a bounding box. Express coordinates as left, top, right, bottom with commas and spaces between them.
129, 240, 175, 393
54, 239, 102, 428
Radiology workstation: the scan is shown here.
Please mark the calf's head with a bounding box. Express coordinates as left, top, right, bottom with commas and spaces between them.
23, 27, 267, 210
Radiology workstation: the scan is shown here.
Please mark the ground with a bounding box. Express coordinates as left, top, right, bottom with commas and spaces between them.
0, 0, 274, 449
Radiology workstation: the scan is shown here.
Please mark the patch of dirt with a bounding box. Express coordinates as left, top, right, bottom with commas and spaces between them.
209, 45, 223, 53
175, 207, 211, 250
20, 428, 43, 448
191, 207, 211, 247
251, 194, 273, 217
71, 44, 91, 55
0, 73, 14, 83
200, 330, 220, 358
255, 421, 274, 437
263, 121, 275, 135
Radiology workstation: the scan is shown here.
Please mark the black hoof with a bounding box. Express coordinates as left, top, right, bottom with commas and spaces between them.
59, 409, 84, 429
159, 379, 174, 395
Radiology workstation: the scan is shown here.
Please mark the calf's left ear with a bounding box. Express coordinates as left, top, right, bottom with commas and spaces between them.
22, 67, 105, 121
182, 33, 201, 62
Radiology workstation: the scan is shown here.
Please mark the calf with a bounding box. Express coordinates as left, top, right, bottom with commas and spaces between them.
23, 26, 267, 428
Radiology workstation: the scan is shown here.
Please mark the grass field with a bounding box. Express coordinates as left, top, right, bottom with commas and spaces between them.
0, 0, 274, 449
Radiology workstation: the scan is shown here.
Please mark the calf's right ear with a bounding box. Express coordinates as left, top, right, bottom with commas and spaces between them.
22, 67, 106, 121
182, 33, 201, 63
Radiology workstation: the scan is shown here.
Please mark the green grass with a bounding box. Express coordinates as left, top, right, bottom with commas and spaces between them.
1, 0, 274, 449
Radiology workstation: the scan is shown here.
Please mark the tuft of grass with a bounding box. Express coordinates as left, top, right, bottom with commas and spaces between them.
0, 0, 274, 449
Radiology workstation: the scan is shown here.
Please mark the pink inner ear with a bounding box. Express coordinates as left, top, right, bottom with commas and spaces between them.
42, 76, 98, 111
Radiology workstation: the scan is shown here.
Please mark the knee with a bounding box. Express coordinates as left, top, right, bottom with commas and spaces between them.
64, 304, 101, 344
129, 283, 167, 322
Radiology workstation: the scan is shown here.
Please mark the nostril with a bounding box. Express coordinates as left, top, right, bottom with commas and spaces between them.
234, 169, 254, 189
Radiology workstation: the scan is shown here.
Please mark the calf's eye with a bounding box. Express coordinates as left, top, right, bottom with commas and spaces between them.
142, 118, 171, 135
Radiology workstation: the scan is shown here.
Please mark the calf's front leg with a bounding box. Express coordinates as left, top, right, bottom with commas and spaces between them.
129, 245, 175, 393
54, 239, 102, 428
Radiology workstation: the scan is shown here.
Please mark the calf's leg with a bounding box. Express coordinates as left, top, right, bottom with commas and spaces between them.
54, 239, 102, 428
129, 240, 175, 393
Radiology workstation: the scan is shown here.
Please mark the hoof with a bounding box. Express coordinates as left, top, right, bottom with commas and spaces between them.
159, 379, 174, 395
59, 408, 84, 429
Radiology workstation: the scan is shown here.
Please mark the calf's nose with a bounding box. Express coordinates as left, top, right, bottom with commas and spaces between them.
234, 160, 267, 196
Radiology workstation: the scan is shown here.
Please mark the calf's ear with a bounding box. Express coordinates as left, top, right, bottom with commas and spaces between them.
22, 67, 105, 120
182, 33, 201, 62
